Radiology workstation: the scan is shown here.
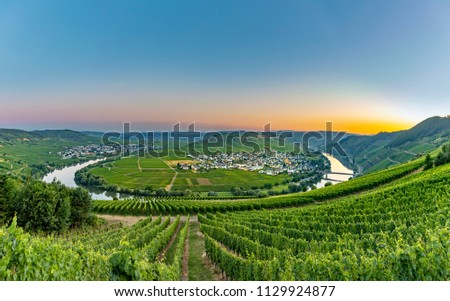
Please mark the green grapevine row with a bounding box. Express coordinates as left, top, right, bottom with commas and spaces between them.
200, 162, 450, 280
144, 216, 181, 261
0, 215, 189, 280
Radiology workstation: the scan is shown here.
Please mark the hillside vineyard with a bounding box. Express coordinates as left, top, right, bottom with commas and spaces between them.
1, 155, 449, 280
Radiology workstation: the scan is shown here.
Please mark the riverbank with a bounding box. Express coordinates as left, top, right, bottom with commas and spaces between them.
42, 158, 115, 200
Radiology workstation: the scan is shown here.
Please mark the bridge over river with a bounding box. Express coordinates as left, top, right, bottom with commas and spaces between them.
326, 171, 354, 176
322, 170, 354, 183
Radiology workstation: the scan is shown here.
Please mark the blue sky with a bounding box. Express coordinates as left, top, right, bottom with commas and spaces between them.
1, 0, 449, 133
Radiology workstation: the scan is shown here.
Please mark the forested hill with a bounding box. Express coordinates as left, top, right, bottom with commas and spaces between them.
0, 129, 99, 177
0, 129, 42, 141
387, 116, 450, 147
340, 116, 450, 174
0, 129, 95, 143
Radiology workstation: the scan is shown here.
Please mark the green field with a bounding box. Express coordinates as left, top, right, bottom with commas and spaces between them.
90, 157, 175, 189
89, 156, 290, 193
174, 169, 289, 192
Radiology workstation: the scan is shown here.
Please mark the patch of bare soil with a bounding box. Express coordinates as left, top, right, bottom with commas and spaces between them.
97, 214, 147, 227
196, 178, 212, 185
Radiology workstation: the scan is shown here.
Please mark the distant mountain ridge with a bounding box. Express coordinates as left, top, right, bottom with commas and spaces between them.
387, 116, 450, 147
0, 129, 95, 143
339, 116, 450, 173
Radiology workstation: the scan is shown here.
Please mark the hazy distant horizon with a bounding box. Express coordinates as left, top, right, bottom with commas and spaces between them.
2, 116, 439, 136
0, 119, 416, 135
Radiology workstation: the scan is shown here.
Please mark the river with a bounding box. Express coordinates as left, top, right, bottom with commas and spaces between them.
42, 153, 353, 200
42, 159, 116, 200
316, 153, 354, 188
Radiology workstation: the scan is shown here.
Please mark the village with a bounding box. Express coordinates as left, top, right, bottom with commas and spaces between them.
183, 150, 326, 175
58, 144, 118, 159
59, 144, 327, 177
58, 141, 168, 159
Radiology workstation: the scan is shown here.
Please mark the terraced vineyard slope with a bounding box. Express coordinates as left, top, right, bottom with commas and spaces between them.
199, 163, 450, 280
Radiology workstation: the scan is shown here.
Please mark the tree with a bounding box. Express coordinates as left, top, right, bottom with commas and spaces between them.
424, 154, 433, 170
183, 189, 193, 197
263, 183, 273, 189
257, 191, 268, 198
14, 180, 71, 233
0, 176, 7, 225
155, 188, 167, 196
54, 191, 71, 231
69, 187, 92, 227
324, 181, 333, 187
288, 183, 304, 193
0, 176, 20, 225
434, 143, 450, 167
231, 186, 243, 196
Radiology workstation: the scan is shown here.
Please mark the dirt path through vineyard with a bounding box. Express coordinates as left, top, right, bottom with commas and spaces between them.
97, 214, 147, 226
187, 222, 223, 281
